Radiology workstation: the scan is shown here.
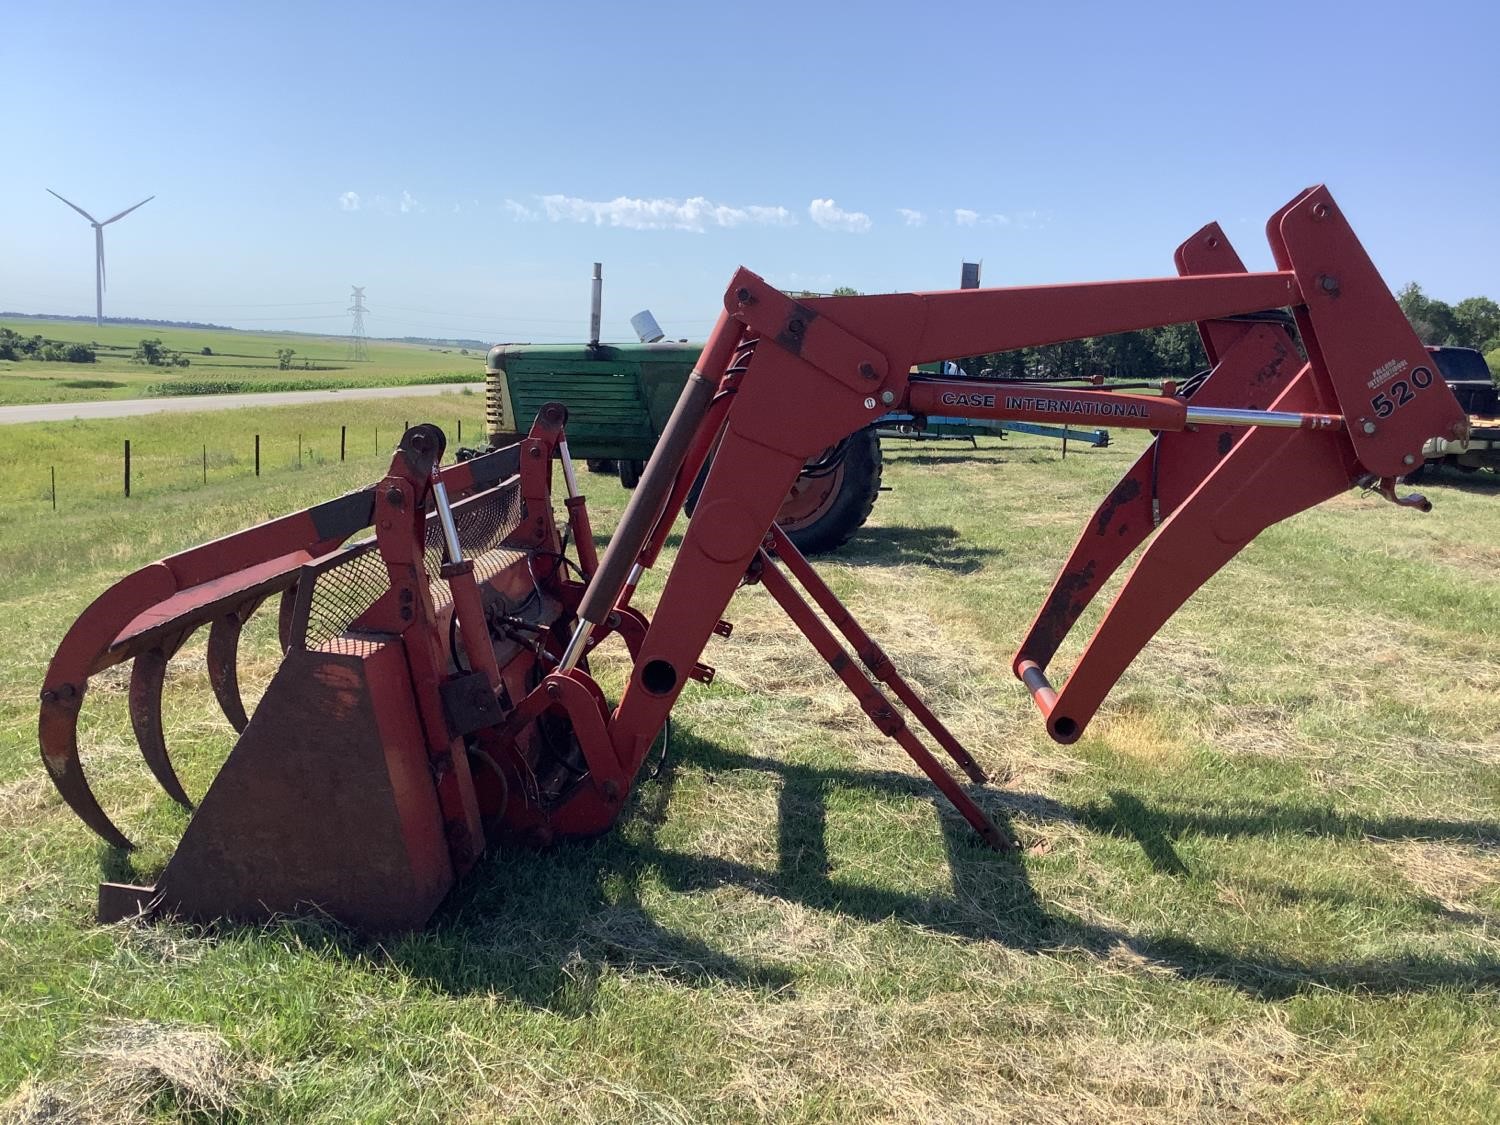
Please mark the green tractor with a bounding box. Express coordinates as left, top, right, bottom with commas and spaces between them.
485, 339, 883, 554
482, 263, 1108, 553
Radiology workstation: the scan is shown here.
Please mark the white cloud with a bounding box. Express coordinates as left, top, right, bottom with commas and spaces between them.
338, 191, 360, 212
951, 208, 1039, 228
897, 208, 926, 227
808, 198, 872, 233
537, 194, 795, 232
399, 190, 423, 214
502, 198, 539, 221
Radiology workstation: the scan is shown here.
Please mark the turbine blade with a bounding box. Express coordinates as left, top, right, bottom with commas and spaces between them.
100, 195, 154, 226
47, 188, 99, 224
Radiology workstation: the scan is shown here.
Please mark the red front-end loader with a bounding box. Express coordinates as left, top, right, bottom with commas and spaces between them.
38, 186, 1469, 932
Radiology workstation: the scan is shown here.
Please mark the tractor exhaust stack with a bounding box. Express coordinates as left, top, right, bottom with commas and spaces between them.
589, 261, 602, 348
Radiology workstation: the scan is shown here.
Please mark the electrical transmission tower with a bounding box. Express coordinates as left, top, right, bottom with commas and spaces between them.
347, 286, 369, 361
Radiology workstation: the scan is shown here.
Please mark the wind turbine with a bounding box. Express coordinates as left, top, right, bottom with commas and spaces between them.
47, 189, 155, 327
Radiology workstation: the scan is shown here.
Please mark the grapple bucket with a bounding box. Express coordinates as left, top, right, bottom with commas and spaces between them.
42, 409, 579, 931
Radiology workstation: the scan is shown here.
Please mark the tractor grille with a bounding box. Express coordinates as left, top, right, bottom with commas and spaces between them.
290, 475, 527, 654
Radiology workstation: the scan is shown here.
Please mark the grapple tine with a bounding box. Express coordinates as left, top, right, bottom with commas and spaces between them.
39, 697, 134, 851
207, 600, 261, 733
39, 483, 386, 847
129, 643, 196, 810
40, 564, 178, 851
277, 584, 297, 652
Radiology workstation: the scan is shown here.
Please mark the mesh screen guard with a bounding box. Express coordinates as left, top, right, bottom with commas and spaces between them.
289, 474, 527, 653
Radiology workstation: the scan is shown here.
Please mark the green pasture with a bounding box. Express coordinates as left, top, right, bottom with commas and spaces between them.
0, 390, 486, 520
0, 318, 485, 406
0, 413, 1497, 1122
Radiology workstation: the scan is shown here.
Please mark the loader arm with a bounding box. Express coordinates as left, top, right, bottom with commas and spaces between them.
584, 186, 1465, 774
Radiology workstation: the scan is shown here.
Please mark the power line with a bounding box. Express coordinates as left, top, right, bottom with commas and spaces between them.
155, 300, 348, 309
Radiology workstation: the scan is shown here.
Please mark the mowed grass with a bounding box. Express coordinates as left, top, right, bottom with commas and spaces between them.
0, 318, 486, 406
0, 421, 1498, 1122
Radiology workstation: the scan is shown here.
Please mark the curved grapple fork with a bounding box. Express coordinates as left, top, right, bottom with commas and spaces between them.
130, 633, 196, 810
276, 585, 298, 657
40, 566, 178, 851
131, 592, 273, 810
207, 597, 268, 734
39, 488, 380, 848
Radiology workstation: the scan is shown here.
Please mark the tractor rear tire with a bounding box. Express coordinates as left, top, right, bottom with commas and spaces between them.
617, 460, 644, 489
687, 427, 883, 556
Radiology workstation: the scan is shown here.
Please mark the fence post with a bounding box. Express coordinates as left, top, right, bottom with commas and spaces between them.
124, 439, 131, 498
340, 425, 346, 462
1061, 426, 1069, 459
457, 418, 462, 443
298, 433, 302, 468
203, 445, 207, 483
255, 434, 261, 477
51, 466, 56, 511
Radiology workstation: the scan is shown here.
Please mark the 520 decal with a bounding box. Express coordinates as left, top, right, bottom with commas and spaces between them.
1370, 365, 1434, 419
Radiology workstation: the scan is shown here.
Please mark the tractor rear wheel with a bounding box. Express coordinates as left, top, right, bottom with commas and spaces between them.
688, 427, 883, 555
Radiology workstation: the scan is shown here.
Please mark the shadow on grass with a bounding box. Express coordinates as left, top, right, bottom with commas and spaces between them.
1415, 466, 1500, 495
376, 734, 1500, 1012
882, 443, 1130, 468
831, 524, 1003, 573
613, 524, 1001, 574
880, 450, 1019, 467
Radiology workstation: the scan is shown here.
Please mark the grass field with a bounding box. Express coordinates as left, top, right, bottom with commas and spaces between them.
0, 388, 485, 519
0, 318, 486, 406
1, 414, 1497, 1122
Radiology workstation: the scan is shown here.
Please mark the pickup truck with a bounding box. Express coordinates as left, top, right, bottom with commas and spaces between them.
1412, 346, 1499, 479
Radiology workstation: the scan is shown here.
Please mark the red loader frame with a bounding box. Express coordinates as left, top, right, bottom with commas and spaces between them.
40, 186, 1467, 930
541, 187, 1462, 840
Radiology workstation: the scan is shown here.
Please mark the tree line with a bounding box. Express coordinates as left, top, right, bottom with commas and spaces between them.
1395, 285, 1499, 354
0, 327, 95, 363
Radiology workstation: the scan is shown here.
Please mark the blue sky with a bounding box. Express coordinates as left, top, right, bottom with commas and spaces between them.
3, 0, 1496, 342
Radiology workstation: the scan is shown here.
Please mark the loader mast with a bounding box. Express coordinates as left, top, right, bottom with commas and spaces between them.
583, 186, 1463, 777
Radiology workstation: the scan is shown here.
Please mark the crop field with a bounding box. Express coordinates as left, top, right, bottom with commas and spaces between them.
0, 318, 485, 406
1, 412, 1497, 1122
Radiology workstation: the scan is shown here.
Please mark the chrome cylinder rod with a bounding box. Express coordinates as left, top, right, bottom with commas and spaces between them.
558, 439, 581, 499
431, 471, 464, 564
1183, 405, 1344, 431
559, 621, 593, 671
